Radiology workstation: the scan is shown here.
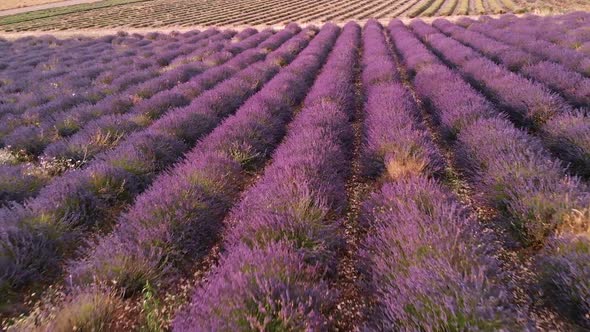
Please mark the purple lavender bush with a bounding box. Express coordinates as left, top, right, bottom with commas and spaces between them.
0, 29, 311, 296
174, 242, 335, 331
457, 116, 589, 245
360, 177, 520, 330
68, 26, 335, 294
174, 22, 360, 330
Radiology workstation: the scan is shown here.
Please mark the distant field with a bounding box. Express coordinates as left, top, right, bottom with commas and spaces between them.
525, 0, 590, 14
1, 0, 587, 32
0, 0, 69, 11
0, 0, 148, 28
0, 0, 527, 31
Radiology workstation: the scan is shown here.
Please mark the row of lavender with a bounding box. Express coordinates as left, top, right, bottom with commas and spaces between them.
0, 30, 224, 198
1, 14, 589, 330
1, 14, 588, 205
0, 28, 260, 203
0, 24, 304, 303
393, 17, 590, 328
6, 21, 350, 330
174, 21, 359, 330
180, 15, 590, 330
0, 29, 227, 149
467, 12, 590, 58
411, 20, 590, 181
359, 20, 518, 330
102, 16, 590, 329
1, 30, 208, 120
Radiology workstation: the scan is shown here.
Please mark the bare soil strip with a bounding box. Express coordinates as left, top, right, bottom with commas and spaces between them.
332, 41, 371, 332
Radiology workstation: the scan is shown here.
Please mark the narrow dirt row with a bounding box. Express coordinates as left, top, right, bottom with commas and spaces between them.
332, 40, 371, 332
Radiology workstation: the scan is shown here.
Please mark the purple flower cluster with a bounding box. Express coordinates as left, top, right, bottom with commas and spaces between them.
0, 33, 150, 95
537, 234, 590, 326
0, 29, 226, 151
457, 117, 589, 244
361, 177, 519, 330
43, 29, 275, 163
415, 67, 496, 137
436, 19, 537, 70
68, 24, 336, 294
358, 20, 517, 330
411, 20, 590, 180
174, 22, 360, 330
433, 19, 590, 107
0, 27, 312, 208
392, 19, 590, 326
387, 20, 441, 76
389, 19, 497, 141
542, 111, 590, 177
0, 29, 232, 157
400, 19, 590, 243
521, 61, 590, 107
0, 30, 265, 206
0, 25, 306, 295
459, 17, 590, 76
0, 15, 589, 329
494, 13, 590, 47
411, 19, 572, 127
178, 242, 335, 331
0, 165, 39, 201
360, 20, 400, 86
458, 116, 590, 325
361, 20, 442, 179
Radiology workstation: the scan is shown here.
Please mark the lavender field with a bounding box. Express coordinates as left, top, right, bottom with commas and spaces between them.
0, 12, 589, 331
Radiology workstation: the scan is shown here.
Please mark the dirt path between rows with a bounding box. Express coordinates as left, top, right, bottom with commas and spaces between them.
0, 0, 103, 17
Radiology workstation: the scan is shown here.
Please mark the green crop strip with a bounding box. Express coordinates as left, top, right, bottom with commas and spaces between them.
0, 0, 152, 26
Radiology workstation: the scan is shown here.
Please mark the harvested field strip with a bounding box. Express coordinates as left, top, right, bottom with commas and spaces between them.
0, 0, 528, 31
301, 0, 369, 22
499, 0, 516, 11
248, 0, 336, 25
486, 0, 506, 13
0, 0, 148, 25
455, 0, 469, 14
261, 0, 340, 25
331, 0, 395, 21
407, 0, 438, 17
378, 0, 422, 18
438, 0, 458, 16
423, 0, 447, 16
357, 0, 406, 19
198, 0, 315, 25
472, 0, 486, 14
